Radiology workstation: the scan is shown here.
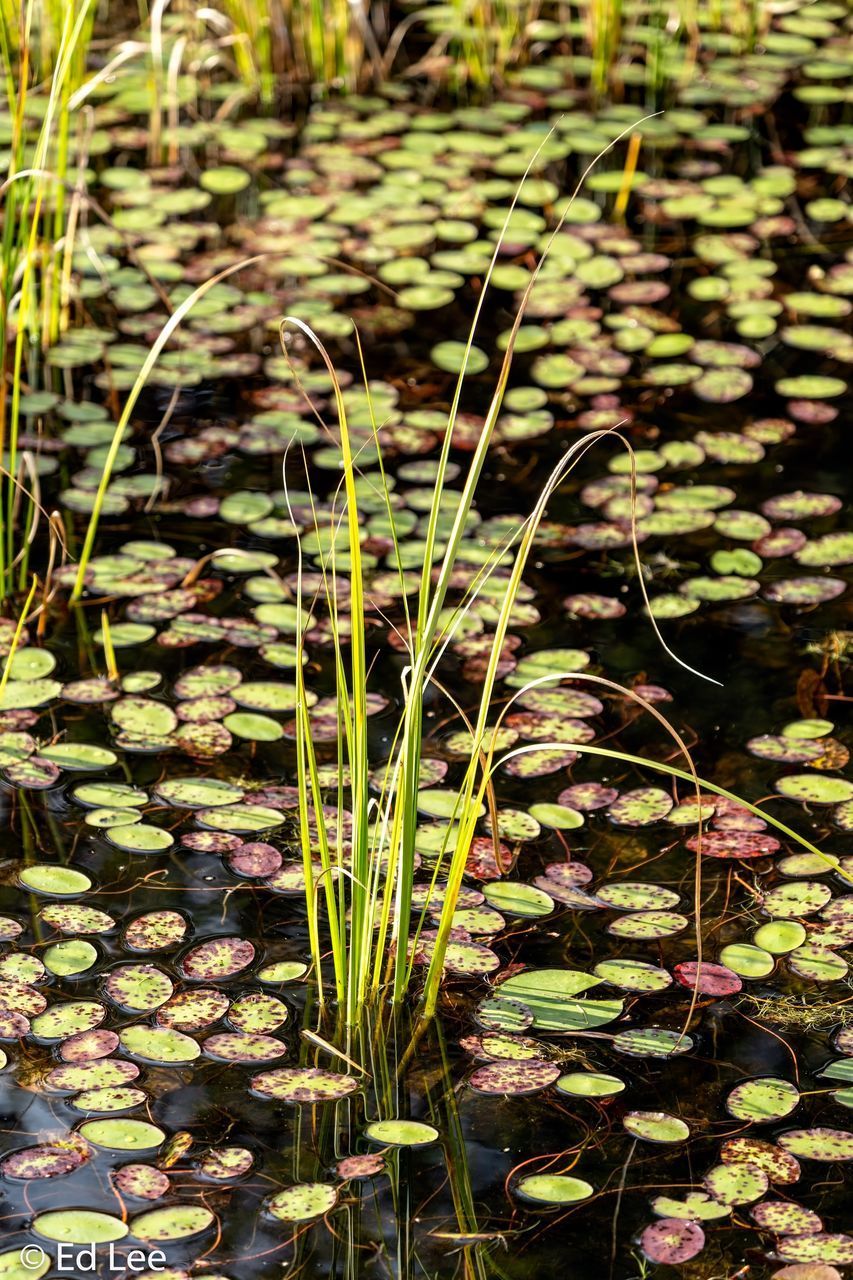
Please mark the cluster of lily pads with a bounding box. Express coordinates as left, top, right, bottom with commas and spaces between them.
3, 594, 853, 1271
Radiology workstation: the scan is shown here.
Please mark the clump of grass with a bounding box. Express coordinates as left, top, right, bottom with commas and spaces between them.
215, 0, 374, 97
277, 127, 834, 1028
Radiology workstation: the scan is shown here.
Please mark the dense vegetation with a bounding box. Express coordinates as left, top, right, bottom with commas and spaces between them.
0, 1, 851, 1276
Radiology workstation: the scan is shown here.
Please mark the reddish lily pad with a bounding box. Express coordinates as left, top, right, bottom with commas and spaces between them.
336, 1153, 385, 1179
112, 1164, 171, 1200
1, 1141, 92, 1179
198, 1146, 253, 1179
251, 1067, 359, 1103
181, 936, 256, 979
124, 911, 187, 951
468, 1060, 560, 1095
673, 961, 742, 995
686, 830, 780, 859
640, 1219, 705, 1264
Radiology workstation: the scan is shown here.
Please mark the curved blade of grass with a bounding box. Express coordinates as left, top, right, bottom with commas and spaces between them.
70, 254, 266, 602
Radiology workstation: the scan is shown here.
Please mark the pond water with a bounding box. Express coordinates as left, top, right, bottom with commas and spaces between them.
1, 4, 852, 1277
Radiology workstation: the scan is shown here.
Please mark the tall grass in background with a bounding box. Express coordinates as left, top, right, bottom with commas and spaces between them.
0, 0, 97, 601
586, 0, 623, 98
219, 0, 375, 96
438, 0, 539, 89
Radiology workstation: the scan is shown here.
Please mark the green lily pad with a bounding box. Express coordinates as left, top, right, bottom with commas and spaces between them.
131, 1204, 215, 1241
268, 1183, 338, 1222
0, 1250, 51, 1280
752, 920, 807, 953
777, 775, 853, 805
624, 1112, 690, 1144
556, 1072, 625, 1098
119, 1025, 200, 1064
718, 943, 774, 978
42, 936, 97, 972
364, 1119, 438, 1146
726, 1077, 800, 1123
482, 882, 554, 917
33, 1210, 127, 1243
514, 1174, 593, 1204
703, 1163, 768, 1205
19, 865, 91, 896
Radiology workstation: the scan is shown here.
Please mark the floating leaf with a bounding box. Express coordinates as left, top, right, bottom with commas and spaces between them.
514, 1174, 593, 1204
364, 1119, 438, 1146
703, 1162, 769, 1205
778, 1129, 853, 1162
251, 1067, 358, 1103
640, 1219, 705, 1264
268, 1183, 338, 1222
624, 1112, 690, 1144
33, 1210, 127, 1244
726, 1077, 800, 1123
131, 1204, 215, 1241
469, 1060, 560, 1095
556, 1072, 625, 1098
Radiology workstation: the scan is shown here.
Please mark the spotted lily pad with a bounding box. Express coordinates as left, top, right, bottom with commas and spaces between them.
469, 1059, 560, 1095
612, 1028, 693, 1059
607, 911, 689, 940
624, 1112, 690, 1144
721, 1128, 801, 1186
251, 1067, 358, 1103
778, 1129, 853, 1162
607, 788, 673, 826
268, 1183, 338, 1222
112, 1164, 170, 1200
640, 1219, 705, 1264
751, 1200, 822, 1234
703, 1162, 769, 1205
726, 1077, 800, 1123
181, 936, 255, 979
131, 1204, 215, 1241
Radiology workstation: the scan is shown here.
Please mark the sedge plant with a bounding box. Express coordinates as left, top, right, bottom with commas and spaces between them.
279, 128, 837, 1030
